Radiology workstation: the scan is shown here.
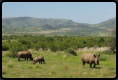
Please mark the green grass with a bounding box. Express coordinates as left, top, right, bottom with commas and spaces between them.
2, 50, 116, 78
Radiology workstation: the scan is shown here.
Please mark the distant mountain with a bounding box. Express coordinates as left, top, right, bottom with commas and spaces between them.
2, 17, 91, 28
89, 17, 116, 28
2, 17, 116, 36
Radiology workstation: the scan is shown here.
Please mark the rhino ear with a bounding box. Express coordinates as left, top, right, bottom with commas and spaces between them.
93, 54, 96, 58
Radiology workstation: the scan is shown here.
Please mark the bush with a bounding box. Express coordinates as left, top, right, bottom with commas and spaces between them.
97, 50, 115, 55
2, 44, 9, 51
8, 42, 28, 58
49, 44, 57, 52
104, 50, 115, 55
66, 48, 77, 56
18, 39, 31, 45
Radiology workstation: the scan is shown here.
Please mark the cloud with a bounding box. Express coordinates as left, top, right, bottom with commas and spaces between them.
106, 15, 111, 17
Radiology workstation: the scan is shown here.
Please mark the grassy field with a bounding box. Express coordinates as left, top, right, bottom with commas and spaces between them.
2, 49, 116, 78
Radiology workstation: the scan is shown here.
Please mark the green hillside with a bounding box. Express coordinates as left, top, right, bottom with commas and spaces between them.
2, 17, 91, 28
2, 17, 116, 36
89, 17, 116, 28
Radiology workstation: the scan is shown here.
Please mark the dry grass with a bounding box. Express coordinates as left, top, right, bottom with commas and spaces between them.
15, 69, 21, 74
2, 47, 116, 78
15, 28, 72, 34
7, 60, 14, 68
2, 66, 6, 75
76, 47, 110, 52
2, 34, 12, 36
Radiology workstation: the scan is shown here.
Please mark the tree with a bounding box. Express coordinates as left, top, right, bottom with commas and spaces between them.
48, 41, 57, 52
61, 41, 69, 51
37, 41, 47, 51
2, 43, 9, 51
8, 42, 28, 58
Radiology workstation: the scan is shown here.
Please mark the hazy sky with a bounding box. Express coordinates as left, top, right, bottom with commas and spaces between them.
2, 2, 116, 24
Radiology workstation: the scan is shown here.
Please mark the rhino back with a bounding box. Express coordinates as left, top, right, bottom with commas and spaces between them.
34, 56, 44, 61
17, 51, 31, 58
81, 53, 94, 63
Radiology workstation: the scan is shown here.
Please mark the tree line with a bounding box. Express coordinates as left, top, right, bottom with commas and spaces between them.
2, 35, 116, 57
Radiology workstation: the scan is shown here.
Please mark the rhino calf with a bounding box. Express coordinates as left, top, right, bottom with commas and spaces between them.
81, 53, 100, 68
33, 56, 45, 64
17, 51, 33, 61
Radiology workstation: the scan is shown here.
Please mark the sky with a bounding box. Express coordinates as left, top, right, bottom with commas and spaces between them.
2, 2, 116, 24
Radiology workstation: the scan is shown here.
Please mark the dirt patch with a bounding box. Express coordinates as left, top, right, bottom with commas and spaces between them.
110, 74, 116, 78
73, 72, 78, 75
16, 28, 72, 34
2, 34, 13, 36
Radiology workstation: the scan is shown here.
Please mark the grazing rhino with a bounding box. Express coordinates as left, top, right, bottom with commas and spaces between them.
81, 53, 100, 68
17, 51, 33, 61
33, 56, 45, 64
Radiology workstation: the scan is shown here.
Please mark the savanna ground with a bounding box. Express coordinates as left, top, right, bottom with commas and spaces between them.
2, 47, 116, 78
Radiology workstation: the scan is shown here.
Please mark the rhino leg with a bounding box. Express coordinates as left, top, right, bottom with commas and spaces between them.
90, 63, 92, 68
82, 61, 85, 67
39, 61, 40, 64
18, 58, 20, 61
41, 61, 42, 64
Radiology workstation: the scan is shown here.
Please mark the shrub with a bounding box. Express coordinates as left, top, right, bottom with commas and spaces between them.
49, 44, 57, 52
104, 50, 115, 55
2, 44, 9, 51
18, 39, 31, 45
66, 48, 77, 56
8, 42, 28, 58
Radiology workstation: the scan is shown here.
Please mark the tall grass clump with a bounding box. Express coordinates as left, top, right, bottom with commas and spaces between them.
108, 66, 115, 70
16, 69, 21, 74
7, 60, 14, 68
104, 50, 115, 55
7, 63, 14, 68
